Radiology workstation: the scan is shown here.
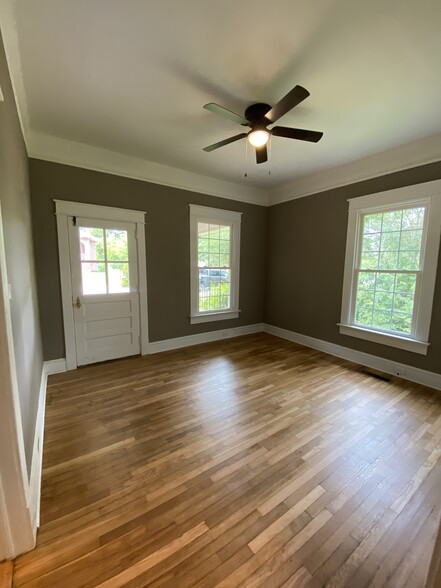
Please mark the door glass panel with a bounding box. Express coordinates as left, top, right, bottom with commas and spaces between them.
108, 262, 130, 293
79, 227, 105, 260
81, 262, 107, 294
106, 229, 129, 261
79, 226, 131, 294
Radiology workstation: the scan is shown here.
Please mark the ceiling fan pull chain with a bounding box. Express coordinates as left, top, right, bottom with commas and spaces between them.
244, 138, 249, 177
268, 135, 272, 175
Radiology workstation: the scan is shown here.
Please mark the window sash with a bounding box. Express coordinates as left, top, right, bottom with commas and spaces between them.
350, 268, 422, 338
189, 205, 241, 322
339, 182, 441, 355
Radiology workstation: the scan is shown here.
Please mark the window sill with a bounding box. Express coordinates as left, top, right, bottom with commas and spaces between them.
338, 324, 429, 355
190, 310, 240, 325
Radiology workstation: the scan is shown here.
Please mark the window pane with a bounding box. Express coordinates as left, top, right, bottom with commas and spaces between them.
356, 288, 375, 309
382, 210, 402, 231
354, 270, 416, 335
209, 224, 220, 239
106, 229, 128, 261
81, 262, 106, 294
355, 307, 373, 326
402, 207, 425, 230
395, 274, 416, 293
198, 237, 209, 267
79, 227, 104, 261
400, 229, 422, 251
398, 250, 420, 270
358, 271, 376, 291
391, 313, 412, 334
375, 291, 393, 311
372, 309, 392, 330
376, 273, 395, 292
360, 252, 379, 269
198, 268, 231, 312
363, 213, 382, 234
362, 234, 380, 252
108, 263, 129, 293
378, 251, 398, 270
380, 231, 400, 251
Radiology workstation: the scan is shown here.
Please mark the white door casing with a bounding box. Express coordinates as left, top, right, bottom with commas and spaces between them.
55, 201, 149, 369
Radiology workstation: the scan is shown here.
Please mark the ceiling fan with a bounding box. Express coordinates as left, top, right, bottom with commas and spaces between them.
203, 85, 323, 164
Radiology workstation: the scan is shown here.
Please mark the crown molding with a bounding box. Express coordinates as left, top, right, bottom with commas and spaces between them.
0, 0, 29, 144
2, 1, 440, 209
268, 133, 441, 206
27, 131, 269, 206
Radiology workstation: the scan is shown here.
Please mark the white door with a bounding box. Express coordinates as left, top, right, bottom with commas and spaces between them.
69, 217, 141, 365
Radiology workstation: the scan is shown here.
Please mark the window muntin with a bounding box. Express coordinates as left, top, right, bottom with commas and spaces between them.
340, 181, 441, 355
190, 205, 241, 324
353, 205, 426, 337
197, 223, 232, 312
79, 226, 130, 295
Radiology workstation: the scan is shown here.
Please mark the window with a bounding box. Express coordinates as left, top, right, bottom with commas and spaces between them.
340, 180, 441, 355
79, 226, 130, 294
189, 205, 241, 324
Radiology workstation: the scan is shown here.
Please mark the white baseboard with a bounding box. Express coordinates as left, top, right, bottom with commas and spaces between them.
28, 358, 68, 534
44, 358, 67, 375
263, 323, 441, 391
28, 367, 46, 533
148, 323, 265, 354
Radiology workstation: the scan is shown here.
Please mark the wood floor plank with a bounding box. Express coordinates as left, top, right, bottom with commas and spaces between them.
11, 333, 441, 587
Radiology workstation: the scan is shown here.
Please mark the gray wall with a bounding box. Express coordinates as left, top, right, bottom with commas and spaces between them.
29, 159, 267, 360
0, 33, 44, 471
266, 161, 441, 374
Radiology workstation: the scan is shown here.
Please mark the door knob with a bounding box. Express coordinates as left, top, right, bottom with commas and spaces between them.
75, 296, 81, 309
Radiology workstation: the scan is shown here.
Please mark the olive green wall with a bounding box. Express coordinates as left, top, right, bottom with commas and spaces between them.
0, 32, 44, 470
29, 159, 267, 360
265, 161, 441, 374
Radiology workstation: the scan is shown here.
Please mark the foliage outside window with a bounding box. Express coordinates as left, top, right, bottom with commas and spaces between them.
79, 227, 130, 294
340, 181, 441, 355
190, 205, 241, 324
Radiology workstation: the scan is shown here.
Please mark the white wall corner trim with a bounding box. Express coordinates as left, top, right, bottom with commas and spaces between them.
148, 323, 264, 354
263, 323, 441, 391
269, 133, 441, 206
28, 131, 269, 207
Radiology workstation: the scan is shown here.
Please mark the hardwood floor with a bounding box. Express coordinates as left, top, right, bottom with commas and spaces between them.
12, 333, 441, 587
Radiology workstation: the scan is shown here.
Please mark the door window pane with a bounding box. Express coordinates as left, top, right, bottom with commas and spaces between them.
106, 229, 129, 261
108, 263, 130, 293
79, 227, 105, 261
81, 262, 106, 294
79, 226, 131, 294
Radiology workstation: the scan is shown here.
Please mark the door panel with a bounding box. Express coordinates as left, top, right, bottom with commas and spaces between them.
69, 217, 141, 366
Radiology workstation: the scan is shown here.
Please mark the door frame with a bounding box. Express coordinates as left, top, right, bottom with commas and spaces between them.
0, 202, 35, 559
55, 200, 149, 370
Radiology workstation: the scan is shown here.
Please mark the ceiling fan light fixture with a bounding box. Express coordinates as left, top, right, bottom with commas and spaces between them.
248, 129, 270, 147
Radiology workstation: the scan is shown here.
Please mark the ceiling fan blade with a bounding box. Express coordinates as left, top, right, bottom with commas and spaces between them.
255, 144, 268, 164
203, 133, 247, 152
265, 85, 310, 124
272, 126, 323, 143
203, 103, 249, 126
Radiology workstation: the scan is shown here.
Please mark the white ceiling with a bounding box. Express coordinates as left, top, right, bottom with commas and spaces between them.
3, 0, 441, 198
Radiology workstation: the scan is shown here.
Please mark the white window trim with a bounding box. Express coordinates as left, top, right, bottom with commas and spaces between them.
189, 204, 241, 325
339, 179, 441, 355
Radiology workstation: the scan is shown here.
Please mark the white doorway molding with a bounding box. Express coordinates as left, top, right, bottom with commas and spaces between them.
55, 200, 149, 370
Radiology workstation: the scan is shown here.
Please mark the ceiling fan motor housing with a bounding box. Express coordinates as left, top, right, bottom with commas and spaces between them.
243, 103, 272, 126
